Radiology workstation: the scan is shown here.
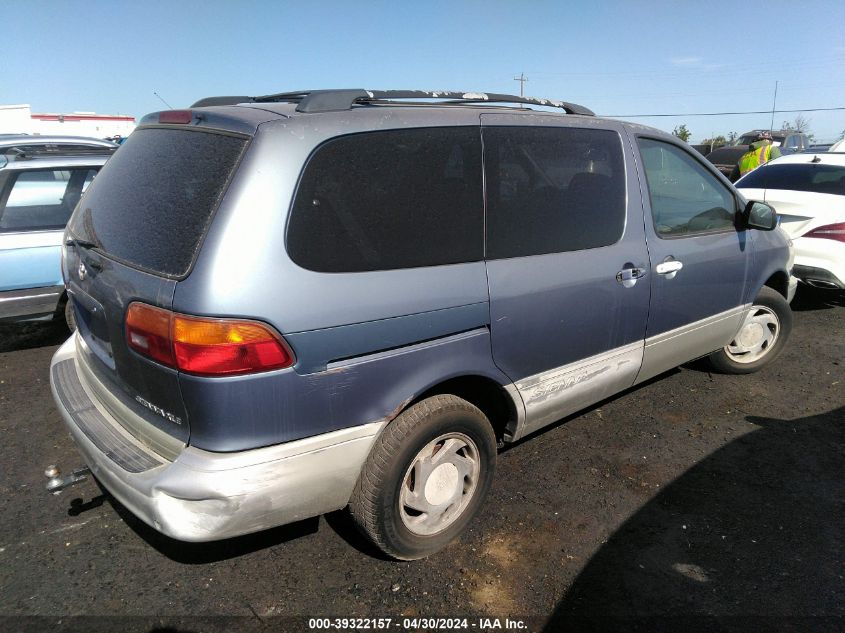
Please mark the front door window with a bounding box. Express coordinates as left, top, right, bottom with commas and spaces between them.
638, 138, 736, 237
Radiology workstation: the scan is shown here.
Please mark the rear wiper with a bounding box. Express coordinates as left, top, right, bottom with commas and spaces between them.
66, 236, 104, 271
65, 237, 98, 250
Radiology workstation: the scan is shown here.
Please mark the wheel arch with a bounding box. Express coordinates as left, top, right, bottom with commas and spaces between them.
398, 374, 523, 445
763, 270, 790, 300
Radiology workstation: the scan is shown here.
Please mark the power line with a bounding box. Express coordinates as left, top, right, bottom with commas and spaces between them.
602, 106, 845, 118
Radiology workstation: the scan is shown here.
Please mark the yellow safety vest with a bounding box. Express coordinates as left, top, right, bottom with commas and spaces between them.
739, 144, 772, 176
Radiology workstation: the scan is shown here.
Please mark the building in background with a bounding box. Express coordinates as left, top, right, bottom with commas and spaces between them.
0, 104, 135, 139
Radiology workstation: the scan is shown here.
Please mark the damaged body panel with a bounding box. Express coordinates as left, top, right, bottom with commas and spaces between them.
52, 333, 384, 541
179, 327, 513, 452
514, 342, 644, 439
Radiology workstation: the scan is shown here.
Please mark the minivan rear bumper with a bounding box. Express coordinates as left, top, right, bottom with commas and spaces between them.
49, 335, 384, 542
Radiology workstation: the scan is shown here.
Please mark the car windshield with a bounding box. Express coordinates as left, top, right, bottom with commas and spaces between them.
736, 163, 845, 196
735, 134, 785, 146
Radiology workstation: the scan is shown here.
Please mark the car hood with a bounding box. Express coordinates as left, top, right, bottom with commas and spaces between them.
739, 187, 845, 238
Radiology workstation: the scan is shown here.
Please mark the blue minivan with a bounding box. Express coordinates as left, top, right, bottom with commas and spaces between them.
49, 90, 796, 559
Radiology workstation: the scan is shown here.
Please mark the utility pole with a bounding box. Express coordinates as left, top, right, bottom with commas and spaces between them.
770, 80, 778, 132
514, 72, 528, 98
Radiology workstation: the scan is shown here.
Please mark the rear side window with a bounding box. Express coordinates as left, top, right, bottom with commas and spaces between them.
737, 163, 845, 196
483, 126, 626, 259
0, 168, 99, 232
67, 128, 247, 277
287, 127, 483, 272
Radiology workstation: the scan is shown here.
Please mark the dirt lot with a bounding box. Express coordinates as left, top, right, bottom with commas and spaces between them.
0, 289, 842, 633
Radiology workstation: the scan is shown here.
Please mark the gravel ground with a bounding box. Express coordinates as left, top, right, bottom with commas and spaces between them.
0, 288, 842, 633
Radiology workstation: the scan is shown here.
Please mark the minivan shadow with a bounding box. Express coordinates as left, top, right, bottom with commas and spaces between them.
323, 509, 395, 561
0, 320, 69, 353
790, 287, 845, 312
543, 406, 845, 631
93, 486, 319, 564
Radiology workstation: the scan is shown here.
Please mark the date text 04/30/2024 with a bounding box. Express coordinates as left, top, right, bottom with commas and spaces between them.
307, 617, 529, 630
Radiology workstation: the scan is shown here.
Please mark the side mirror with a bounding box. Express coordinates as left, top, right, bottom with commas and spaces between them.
742, 200, 778, 231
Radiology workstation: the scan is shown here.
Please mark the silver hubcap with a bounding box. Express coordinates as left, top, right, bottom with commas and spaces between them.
399, 433, 480, 536
725, 305, 780, 363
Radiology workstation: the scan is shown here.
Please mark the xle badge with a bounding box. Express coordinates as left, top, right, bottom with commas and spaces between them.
135, 396, 183, 425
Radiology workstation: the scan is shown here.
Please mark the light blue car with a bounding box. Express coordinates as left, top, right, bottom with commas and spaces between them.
0, 151, 111, 327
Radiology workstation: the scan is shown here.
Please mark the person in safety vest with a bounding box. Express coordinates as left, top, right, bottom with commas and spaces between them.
732, 131, 782, 180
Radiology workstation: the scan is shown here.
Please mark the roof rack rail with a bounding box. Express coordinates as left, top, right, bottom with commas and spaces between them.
3, 145, 118, 160
190, 90, 595, 116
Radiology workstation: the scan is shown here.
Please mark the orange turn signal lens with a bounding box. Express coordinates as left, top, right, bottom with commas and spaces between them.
172, 314, 294, 376
126, 303, 176, 367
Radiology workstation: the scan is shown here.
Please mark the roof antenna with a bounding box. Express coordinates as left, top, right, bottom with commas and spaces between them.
153, 91, 174, 110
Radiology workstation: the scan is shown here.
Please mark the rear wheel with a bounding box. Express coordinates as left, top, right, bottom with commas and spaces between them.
708, 287, 792, 374
349, 394, 496, 560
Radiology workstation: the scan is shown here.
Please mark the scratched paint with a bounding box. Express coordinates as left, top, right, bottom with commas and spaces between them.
515, 345, 643, 437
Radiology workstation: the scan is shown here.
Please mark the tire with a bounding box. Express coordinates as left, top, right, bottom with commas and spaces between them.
349, 394, 497, 560
64, 299, 77, 332
707, 286, 792, 374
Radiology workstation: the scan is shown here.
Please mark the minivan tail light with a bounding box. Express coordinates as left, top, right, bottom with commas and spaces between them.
125, 303, 176, 367
804, 222, 845, 243
172, 315, 294, 376
126, 303, 294, 376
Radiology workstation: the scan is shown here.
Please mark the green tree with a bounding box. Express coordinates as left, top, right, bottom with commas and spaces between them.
781, 115, 811, 134
701, 135, 727, 150
728, 131, 738, 144
672, 124, 692, 142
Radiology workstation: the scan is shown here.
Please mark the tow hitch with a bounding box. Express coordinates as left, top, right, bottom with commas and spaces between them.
44, 464, 91, 495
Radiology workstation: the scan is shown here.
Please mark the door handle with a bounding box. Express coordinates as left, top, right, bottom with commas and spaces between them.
616, 266, 646, 288
656, 259, 683, 279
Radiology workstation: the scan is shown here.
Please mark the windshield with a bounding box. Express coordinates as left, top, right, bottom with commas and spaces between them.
736, 163, 845, 196
735, 134, 785, 147
67, 127, 247, 277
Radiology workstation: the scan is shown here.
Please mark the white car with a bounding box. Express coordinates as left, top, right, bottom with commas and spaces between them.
736, 152, 845, 291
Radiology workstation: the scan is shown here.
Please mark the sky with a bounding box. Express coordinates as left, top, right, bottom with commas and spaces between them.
3, 0, 845, 142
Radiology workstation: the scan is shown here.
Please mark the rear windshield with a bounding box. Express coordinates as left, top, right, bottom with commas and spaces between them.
67, 127, 247, 277
737, 163, 845, 196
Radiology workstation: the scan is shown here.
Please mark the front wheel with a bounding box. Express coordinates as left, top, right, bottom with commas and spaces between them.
708, 287, 792, 374
349, 394, 497, 560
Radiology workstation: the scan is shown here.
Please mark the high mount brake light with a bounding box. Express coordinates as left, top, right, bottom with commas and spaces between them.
158, 110, 193, 124
805, 222, 845, 243
125, 303, 294, 376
